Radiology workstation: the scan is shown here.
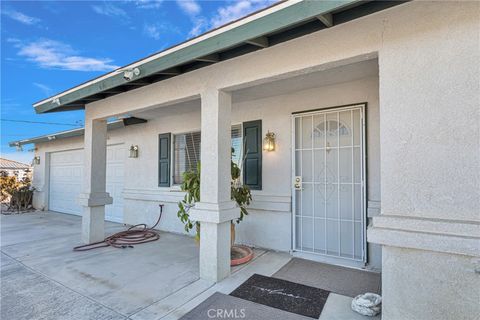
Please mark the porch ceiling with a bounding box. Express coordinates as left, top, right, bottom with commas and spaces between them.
124, 59, 378, 120
32, 0, 405, 114
231, 58, 378, 103
132, 98, 200, 120
10, 59, 378, 146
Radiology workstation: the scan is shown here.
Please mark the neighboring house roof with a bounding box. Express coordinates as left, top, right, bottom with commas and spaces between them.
9, 120, 124, 147
0, 158, 31, 170
33, 0, 404, 114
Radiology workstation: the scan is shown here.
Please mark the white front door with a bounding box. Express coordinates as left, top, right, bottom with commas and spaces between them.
48, 144, 125, 223
292, 104, 366, 263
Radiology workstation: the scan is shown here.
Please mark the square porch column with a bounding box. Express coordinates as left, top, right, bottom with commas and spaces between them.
190, 89, 240, 282
77, 119, 112, 244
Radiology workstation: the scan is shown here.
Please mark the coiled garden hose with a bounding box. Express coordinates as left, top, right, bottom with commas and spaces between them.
73, 204, 164, 251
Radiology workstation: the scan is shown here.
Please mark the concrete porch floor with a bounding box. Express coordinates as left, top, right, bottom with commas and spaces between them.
1, 211, 380, 320
1, 211, 204, 319
0, 211, 274, 320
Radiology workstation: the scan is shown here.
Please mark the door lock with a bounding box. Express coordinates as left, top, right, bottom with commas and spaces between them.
294, 176, 302, 190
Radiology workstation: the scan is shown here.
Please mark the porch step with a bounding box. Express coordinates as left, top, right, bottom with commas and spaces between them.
179, 292, 312, 320
273, 258, 381, 298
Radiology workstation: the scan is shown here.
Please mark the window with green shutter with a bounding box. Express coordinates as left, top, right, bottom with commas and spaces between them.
158, 123, 262, 189
243, 120, 262, 190
158, 133, 171, 187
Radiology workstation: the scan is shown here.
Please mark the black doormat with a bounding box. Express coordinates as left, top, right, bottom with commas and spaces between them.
230, 274, 330, 319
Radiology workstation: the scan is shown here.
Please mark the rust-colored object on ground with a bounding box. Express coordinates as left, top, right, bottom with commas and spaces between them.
231, 245, 254, 266
73, 204, 164, 251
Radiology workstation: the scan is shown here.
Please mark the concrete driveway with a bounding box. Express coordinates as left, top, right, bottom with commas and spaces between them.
1, 211, 200, 320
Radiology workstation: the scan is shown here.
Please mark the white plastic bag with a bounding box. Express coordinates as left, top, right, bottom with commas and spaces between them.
351, 293, 382, 316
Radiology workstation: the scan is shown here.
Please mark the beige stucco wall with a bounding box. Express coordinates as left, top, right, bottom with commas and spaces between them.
231, 76, 381, 268
32, 1, 480, 318
33, 75, 382, 268
378, 2, 479, 222
371, 2, 480, 318
80, 0, 478, 222
382, 247, 480, 320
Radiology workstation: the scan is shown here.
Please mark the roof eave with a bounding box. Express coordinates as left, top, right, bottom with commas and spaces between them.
33, 0, 360, 114
8, 120, 124, 147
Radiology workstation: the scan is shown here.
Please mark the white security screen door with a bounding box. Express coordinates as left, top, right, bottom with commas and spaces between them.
292, 104, 366, 262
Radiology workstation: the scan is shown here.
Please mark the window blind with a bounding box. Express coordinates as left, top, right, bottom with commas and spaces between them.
173, 131, 201, 184
171, 125, 250, 185
231, 124, 243, 167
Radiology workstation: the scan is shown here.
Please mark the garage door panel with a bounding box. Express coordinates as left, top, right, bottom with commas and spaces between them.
49, 145, 124, 222
73, 167, 82, 178
50, 150, 83, 166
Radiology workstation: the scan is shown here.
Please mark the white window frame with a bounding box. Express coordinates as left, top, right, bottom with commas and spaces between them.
169, 124, 244, 189
172, 130, 201, 186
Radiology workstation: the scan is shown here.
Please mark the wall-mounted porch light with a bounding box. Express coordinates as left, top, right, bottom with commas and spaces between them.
32, 156, 40, 165
129, 145, 139, 158
263, 131, 276, 152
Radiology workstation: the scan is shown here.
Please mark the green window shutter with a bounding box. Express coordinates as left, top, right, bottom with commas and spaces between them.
243, 120, 262, 190
158, 133, 171, 187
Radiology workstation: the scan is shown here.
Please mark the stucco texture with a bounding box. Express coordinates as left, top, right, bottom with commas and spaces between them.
33, 75, 381, 267
30, 2, 480, 318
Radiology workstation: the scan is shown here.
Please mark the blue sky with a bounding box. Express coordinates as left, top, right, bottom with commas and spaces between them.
1, 0, 275, 164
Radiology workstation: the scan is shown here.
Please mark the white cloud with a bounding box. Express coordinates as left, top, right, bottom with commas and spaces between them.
92, 3, 128, 18
134, 0, 164, 9
14, 39, 119, 72
174, 0, 205, 37
185, 0, 276, 38
143, 23, 179, 40
2, 9, 41, 25
176, 0, 201, 16
143, 24, 161, 40
6, 38, 21, 44
188, 17, 208, 38
211, 0, 276, 28
33, 83, 52, 97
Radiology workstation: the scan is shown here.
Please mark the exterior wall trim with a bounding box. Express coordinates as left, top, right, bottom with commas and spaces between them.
123, 188, 291, 212
367, 200, 381, 217
368, 215, 480, 257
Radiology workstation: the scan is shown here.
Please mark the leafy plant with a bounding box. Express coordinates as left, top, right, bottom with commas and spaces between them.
177, 163, 201, 240
1, 172, 19, 202
0, 170, 35, 212
177, 148, 252, 240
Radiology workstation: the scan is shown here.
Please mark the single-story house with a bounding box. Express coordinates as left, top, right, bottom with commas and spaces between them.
10, 1, 480, 319
0, 158, 32, 180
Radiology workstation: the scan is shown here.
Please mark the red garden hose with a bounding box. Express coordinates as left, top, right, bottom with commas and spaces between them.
73, 204, 164, 251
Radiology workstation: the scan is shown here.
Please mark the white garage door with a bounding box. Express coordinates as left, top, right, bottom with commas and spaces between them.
49, 144, 125, 222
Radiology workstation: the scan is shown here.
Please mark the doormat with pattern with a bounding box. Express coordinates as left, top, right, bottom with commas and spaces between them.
230, 274, 330, 319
